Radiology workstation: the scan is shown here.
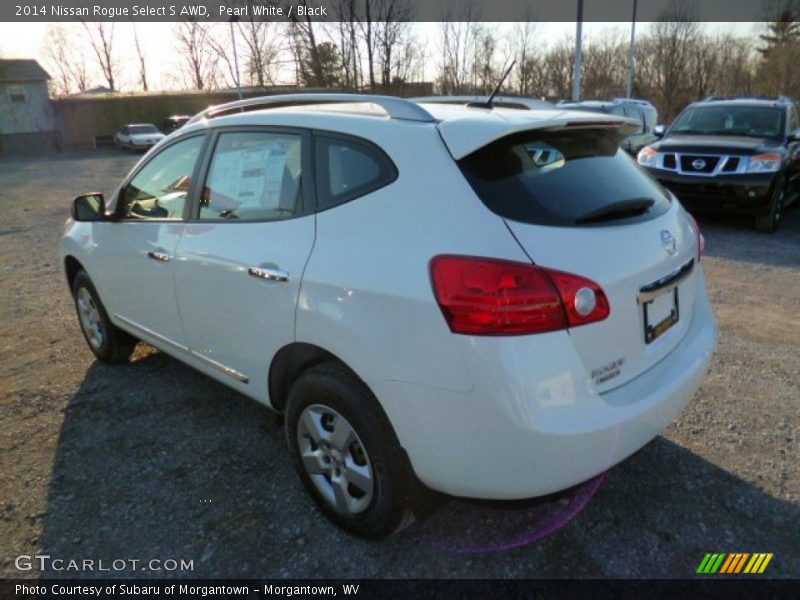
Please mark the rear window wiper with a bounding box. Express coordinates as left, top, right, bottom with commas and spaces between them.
575, 198, 654, 225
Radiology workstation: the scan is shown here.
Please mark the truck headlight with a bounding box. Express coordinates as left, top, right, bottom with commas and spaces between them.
745, 153, 782, 173
637, 146, 658, 168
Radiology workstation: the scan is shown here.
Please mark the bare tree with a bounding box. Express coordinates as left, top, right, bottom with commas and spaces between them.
382, 24, 424, 85
133, 25, 148, 92
365, 0, 414, 88
82, 23, 117, 91
581, 30, 626, 99
174, 21, 218, 90
289, 2, 336, 87
207, 25, 241, 90
543, 36, 575, 100
334, 5, 362, 89
511, 20, 541, 96
471, 25, 500, 94
343, 5, 363, 87
438, 1, 480, 94
637, 1, 700, 119
42, 24, 89, 96
756, 2, 800, 95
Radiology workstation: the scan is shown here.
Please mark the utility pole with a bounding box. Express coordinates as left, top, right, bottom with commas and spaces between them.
229, 17, 243, 100
572, 0, 584, 101
626, 0, 638, 98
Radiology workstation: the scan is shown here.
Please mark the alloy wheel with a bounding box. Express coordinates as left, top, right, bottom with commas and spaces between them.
76, 287, 104, 349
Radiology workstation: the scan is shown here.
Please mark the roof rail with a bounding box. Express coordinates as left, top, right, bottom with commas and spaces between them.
186, 93, 436, 126
702, 95, 793, 104
611, 97, 655, 107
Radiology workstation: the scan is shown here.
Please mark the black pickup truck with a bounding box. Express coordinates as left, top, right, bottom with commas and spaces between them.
637, 96, 800, 232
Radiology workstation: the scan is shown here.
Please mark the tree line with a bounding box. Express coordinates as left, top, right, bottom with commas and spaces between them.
42, 0, 800, 121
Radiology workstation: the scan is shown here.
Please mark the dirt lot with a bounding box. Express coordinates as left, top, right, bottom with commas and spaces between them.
0, 150, 798, 579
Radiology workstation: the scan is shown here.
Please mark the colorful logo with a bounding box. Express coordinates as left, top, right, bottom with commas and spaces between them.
697, 553, 773, 574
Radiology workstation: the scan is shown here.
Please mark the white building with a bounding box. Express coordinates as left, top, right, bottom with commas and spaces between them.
0, 59, 56, 155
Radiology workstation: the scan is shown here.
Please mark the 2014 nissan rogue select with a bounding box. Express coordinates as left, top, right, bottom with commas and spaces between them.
61, 94, 717, 538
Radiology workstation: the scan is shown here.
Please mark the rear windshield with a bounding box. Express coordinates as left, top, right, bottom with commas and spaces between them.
458, 130, 671, 227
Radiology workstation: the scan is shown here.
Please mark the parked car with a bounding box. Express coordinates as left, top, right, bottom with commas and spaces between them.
558, 98, 659, 156
411, 95, 554, 110
637, 95, 800, 232
114, 123, 166, 151
61, 94, 716, 538
162, 115, 191, 134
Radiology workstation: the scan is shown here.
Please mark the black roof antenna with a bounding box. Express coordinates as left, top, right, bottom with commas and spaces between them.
467, 60, 516, 109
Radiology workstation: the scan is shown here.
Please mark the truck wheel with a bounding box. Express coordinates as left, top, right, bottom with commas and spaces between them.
755, 181, 784, 233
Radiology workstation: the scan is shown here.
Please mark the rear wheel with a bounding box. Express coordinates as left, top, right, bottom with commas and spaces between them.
72, 270, 137, 363
755, 180, 784, 233
285, 362, 412, 539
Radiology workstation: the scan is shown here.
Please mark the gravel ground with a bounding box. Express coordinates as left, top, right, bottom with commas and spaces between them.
0, 150, 797, 579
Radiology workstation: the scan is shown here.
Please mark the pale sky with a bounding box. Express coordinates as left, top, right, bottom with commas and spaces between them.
0, 21, 761, 92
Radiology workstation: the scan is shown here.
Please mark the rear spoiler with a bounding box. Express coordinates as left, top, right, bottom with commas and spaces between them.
436, 113, 640, 159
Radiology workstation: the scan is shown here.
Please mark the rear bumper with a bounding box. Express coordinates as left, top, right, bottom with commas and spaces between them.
373, 270, 717, 499
647, 169, 776, 215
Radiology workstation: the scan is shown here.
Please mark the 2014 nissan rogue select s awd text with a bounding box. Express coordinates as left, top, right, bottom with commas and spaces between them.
60, 94, 717, 538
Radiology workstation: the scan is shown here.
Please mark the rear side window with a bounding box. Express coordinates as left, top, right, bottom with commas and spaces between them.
458, 130, 671, 227
315, 135, 397, 211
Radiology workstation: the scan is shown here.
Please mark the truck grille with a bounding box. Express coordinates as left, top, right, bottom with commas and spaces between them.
658, 153, 747, 176
680, 155, 720, 173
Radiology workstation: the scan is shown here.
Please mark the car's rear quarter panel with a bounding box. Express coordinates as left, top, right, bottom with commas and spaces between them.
294, 119, 529, 394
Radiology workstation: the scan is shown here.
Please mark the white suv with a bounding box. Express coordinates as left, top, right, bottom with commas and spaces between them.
61, 94, 717, 538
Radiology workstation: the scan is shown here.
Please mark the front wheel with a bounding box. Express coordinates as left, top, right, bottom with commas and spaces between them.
72, 270, 137, 363
755, 180, 784, 233
285, 363, 412, 539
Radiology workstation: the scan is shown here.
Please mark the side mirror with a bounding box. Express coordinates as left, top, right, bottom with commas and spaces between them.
654, 124, 666, 137
72, 193, 106, 222
789, 128, 800, 142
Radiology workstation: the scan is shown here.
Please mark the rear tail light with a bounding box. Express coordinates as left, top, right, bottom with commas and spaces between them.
429, 255, 610, 336
687, 213, 705, 261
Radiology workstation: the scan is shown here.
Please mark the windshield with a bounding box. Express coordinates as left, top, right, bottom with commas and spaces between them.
671, 105, 784, 138
458, 129, 671, 227
129, 125, 159, 135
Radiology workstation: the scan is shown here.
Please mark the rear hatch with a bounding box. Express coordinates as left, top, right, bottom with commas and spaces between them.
454, 126, 701, 392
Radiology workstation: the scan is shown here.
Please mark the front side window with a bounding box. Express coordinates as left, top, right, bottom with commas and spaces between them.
315, 135, 397, 210
459, 129, 671, 227
119, 135, 205, 219
787, 107, 797, 133
199, 131, 303, 221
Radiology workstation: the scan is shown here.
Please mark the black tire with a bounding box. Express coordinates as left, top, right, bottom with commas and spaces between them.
755, 179, 785, 233
285, 362, 412, 539
72, 270, 137, 363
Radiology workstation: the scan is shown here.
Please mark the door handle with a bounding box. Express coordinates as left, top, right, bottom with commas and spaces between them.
248, 266, 290, 282
147, 250, 171, 262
